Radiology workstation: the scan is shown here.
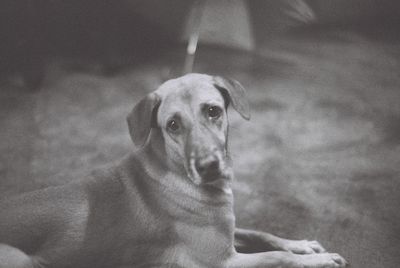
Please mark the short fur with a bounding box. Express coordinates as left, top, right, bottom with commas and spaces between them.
0, 74, 347, 268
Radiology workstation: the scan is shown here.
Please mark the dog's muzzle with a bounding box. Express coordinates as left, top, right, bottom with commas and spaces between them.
187, 150, 230, 185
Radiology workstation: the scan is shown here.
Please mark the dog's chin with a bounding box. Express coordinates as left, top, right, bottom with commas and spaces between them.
201, 169, 233, 195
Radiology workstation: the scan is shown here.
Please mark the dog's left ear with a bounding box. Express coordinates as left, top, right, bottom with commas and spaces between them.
127, 92, 161, 147
213, 76, 251, 120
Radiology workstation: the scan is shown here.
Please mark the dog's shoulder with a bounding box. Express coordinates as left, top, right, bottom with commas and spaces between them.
86, 166, 124, 194
79, 166, 129, 214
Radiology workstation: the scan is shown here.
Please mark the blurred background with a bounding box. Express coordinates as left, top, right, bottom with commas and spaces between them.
0, 1, 399, 267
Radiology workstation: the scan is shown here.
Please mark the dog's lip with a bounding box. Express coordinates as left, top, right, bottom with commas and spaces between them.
202, 169, 233, 194
203, 168, 232, 183
201, 169, 225, 183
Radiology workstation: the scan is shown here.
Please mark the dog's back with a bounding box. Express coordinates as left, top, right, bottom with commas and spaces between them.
0, 161, 130, 267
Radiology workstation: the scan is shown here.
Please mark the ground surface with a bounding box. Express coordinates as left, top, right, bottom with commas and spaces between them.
1, 27, 399, 267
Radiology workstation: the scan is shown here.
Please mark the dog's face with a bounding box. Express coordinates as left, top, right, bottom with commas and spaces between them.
156, 77, 229, 185
127, 73, 250, 186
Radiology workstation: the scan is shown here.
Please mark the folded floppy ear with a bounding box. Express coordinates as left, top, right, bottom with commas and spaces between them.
127, 93, 161, 147
213, 76, 251, 120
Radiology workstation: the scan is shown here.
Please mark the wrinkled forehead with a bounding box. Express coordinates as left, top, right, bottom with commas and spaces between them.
156, 75, 224, 119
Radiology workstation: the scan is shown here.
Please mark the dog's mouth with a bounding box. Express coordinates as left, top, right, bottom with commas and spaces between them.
186, 151, 232, 187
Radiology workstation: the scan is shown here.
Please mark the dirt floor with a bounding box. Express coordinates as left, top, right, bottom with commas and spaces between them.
1, 27, 400, 267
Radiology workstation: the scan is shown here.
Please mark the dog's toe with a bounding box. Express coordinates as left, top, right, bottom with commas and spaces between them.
286, 239, 326, 254
309, 240, 326, 253
298, 253, 348, 268
331, 253, 348, 267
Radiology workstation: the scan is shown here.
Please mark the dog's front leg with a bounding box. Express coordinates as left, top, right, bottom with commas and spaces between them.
235, 228, 326, 254
227, 251, 347, 268
0, 243, 45, 268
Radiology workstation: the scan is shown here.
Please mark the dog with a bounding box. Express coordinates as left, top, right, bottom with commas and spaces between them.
0, 73, 347, 267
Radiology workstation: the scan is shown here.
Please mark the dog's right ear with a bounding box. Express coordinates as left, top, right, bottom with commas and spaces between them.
213, 76, 251, 120
127, 93, 161, 147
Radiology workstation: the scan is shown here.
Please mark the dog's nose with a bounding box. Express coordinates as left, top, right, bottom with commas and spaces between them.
195, 155, 220, 178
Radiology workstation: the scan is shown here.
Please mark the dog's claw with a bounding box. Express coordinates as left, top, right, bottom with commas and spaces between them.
297, 253, 348, 267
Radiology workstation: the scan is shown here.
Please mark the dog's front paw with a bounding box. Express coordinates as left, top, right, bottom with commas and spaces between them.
296, 253, 348, 267
282, 239, 326, 254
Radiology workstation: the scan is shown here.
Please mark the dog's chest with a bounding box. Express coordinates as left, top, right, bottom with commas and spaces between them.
178, 221, 233, 256
116, 198, 235, 267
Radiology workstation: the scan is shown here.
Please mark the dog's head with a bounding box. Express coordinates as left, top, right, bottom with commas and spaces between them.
127, 73, 250, 187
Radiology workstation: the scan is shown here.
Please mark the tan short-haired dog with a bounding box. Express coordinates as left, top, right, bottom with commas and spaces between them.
0, 74, 347, 268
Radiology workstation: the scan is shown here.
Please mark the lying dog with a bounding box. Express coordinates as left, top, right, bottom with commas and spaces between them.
0, 73, 347, 268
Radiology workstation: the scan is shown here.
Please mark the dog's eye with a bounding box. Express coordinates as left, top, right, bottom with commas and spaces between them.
207, 106, 222, 119
167, 120, 179, 132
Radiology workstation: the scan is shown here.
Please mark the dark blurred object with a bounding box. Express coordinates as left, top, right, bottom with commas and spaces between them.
1, 0, 399, 89
308, 0, 400, 25
40, 0, 174, 66
132, 0, 400, 56
0, 0, 175, 88
0, 0, 45, 91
